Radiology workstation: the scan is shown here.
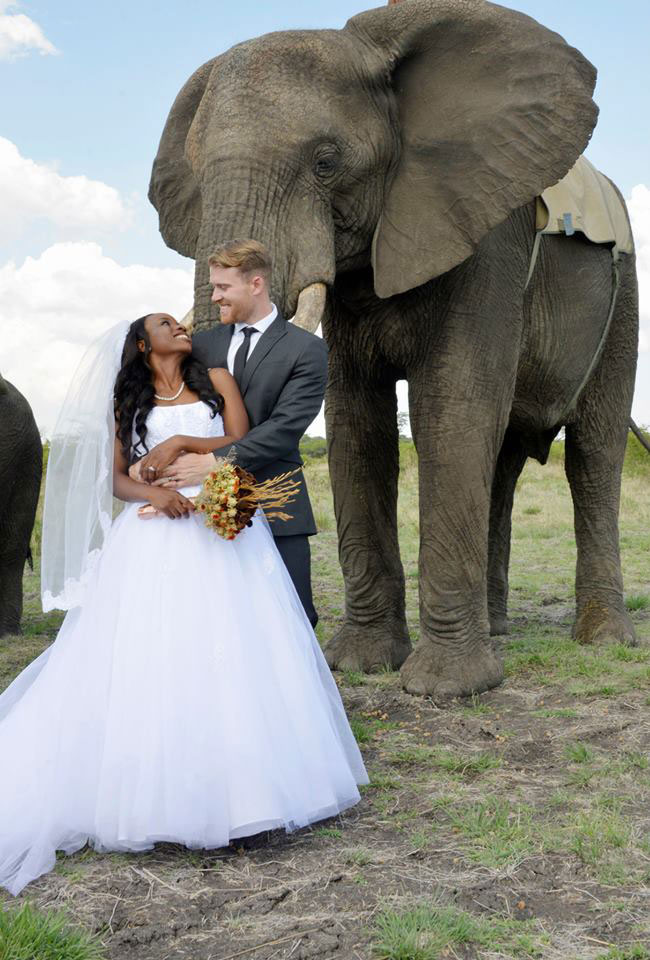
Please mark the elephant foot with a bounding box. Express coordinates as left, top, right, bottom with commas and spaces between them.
400, 640, 504, 700
573, 599, 637, 647
323, 618, 412, 673
489, 614, 509, 637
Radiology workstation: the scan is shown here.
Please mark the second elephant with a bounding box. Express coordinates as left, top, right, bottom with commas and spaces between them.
0, 375, 42, 637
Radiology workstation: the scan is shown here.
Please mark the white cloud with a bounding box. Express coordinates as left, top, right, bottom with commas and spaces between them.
0, 138, 131, 241
0, 2, 57, 60
1, 242, 194, 436
628, 183, 650, 354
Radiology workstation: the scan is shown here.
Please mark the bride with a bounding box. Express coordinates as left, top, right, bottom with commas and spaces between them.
0, 312, 367, 897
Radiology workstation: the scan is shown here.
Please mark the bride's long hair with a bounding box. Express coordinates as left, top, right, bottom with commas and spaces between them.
114, 315, 224, 461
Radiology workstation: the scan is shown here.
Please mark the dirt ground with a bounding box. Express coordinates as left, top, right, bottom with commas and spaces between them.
3, 604, 650, 959
1, 453, 649, 959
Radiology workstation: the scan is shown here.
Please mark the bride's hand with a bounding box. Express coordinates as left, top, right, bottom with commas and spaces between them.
155, 452, 216, 489
147, 486, 195, 519
138, 436, 185, 483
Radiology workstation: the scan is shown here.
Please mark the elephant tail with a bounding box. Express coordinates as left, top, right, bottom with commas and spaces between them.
26, 546, 34, 572
630, 419, 650, 455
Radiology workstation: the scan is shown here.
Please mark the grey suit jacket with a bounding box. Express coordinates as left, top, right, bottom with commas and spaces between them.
191, 313, 328, 537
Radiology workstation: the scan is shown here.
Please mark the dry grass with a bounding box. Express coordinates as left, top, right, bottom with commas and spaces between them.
1, 441, 649, 959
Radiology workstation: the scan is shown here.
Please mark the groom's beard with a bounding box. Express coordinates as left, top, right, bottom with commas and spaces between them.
218, 301, 252, 325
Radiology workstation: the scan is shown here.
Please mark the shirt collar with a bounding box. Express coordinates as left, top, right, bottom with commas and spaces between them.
234, 304, 278, 336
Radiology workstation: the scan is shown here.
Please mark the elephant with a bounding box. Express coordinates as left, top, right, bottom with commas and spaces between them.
149, 0, 639, 698
0, 375, 42, 637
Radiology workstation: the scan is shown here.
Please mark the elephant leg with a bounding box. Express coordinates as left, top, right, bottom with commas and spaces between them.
565, 256, 638, 647
323, 374, 411, 672
0, 426, 41, 637
0, 486, 33, 637
398, 235, 529, 698
0, 559, 26, 637
487, 429, 528, 636
399, 392, 506, 699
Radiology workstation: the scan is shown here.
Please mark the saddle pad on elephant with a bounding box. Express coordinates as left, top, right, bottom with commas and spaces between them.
535, 155, 633, 259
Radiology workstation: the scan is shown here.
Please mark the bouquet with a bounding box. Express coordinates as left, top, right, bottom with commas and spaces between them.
138, 456, 301, 540
194, 459, 300, 539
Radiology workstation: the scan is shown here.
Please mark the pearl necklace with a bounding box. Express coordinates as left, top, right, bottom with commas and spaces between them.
154, 381, 185, 402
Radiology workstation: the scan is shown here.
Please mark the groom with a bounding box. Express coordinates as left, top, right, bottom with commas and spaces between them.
160, 239, 327, 628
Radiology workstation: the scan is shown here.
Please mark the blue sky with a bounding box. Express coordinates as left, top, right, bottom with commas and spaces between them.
1, 0, 648, 433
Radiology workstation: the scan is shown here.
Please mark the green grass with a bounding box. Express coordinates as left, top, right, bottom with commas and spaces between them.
623, 425, 650, 476
388, 747, 437, 767
0, 903, 105, 960
428, 747, 500, 777
566, 766, 598, 789
365, 771, 401, 792
532, 707, 580, 719
343, 847, 373, 867
562, 749, 649, 789
619, 751, 649, 771
596, 948, 650, 960
408, 829, 434, 852
434, 791, 647, 882
313, 827, 342, 839
372, 901, 546, 959
625, 594, 650, 612
569, 808, 632, 881
349, 716, 374, 744
350, 714, 398, 744
459, 692, 493, 716
503, 629, 650, 696
564, 741, 595, 764
342, 669, 367, 687
443, 797, 544, 868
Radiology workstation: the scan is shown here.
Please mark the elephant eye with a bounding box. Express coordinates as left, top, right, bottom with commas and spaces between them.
313, 148, 339, 180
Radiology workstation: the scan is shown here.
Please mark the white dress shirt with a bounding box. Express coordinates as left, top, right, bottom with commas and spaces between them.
226, 305, 278, 375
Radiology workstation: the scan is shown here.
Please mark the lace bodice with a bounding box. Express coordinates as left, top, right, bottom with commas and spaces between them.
133, 401, 225, 453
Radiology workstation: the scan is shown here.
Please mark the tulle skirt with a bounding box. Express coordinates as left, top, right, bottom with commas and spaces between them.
0, 503, 367, 895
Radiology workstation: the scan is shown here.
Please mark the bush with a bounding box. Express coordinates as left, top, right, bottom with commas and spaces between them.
300, 435, 327, 460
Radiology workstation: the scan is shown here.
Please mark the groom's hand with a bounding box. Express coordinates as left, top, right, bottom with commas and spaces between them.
155, 452, 215, 489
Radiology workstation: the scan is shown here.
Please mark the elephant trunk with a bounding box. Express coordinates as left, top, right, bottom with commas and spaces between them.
192, 164, 335, 331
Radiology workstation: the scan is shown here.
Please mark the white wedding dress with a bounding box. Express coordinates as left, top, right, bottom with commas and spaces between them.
0, 401, 367, 896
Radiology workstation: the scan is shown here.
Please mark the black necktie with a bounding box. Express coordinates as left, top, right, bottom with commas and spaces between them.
232, 327, 259, 387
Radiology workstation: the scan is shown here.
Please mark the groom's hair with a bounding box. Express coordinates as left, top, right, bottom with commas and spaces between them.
208, 239, 272, 284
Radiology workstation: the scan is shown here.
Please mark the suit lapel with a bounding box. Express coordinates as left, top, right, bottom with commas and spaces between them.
240, 314, 288, 395
211, 324, 233, 369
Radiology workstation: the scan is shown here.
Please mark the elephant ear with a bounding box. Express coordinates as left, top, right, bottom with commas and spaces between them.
345, 0, 598, 298
148, 57, 218, 258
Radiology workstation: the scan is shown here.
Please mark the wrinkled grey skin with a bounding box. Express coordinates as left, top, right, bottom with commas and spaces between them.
0, 375, 42, 637
150, 0, 639, 698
